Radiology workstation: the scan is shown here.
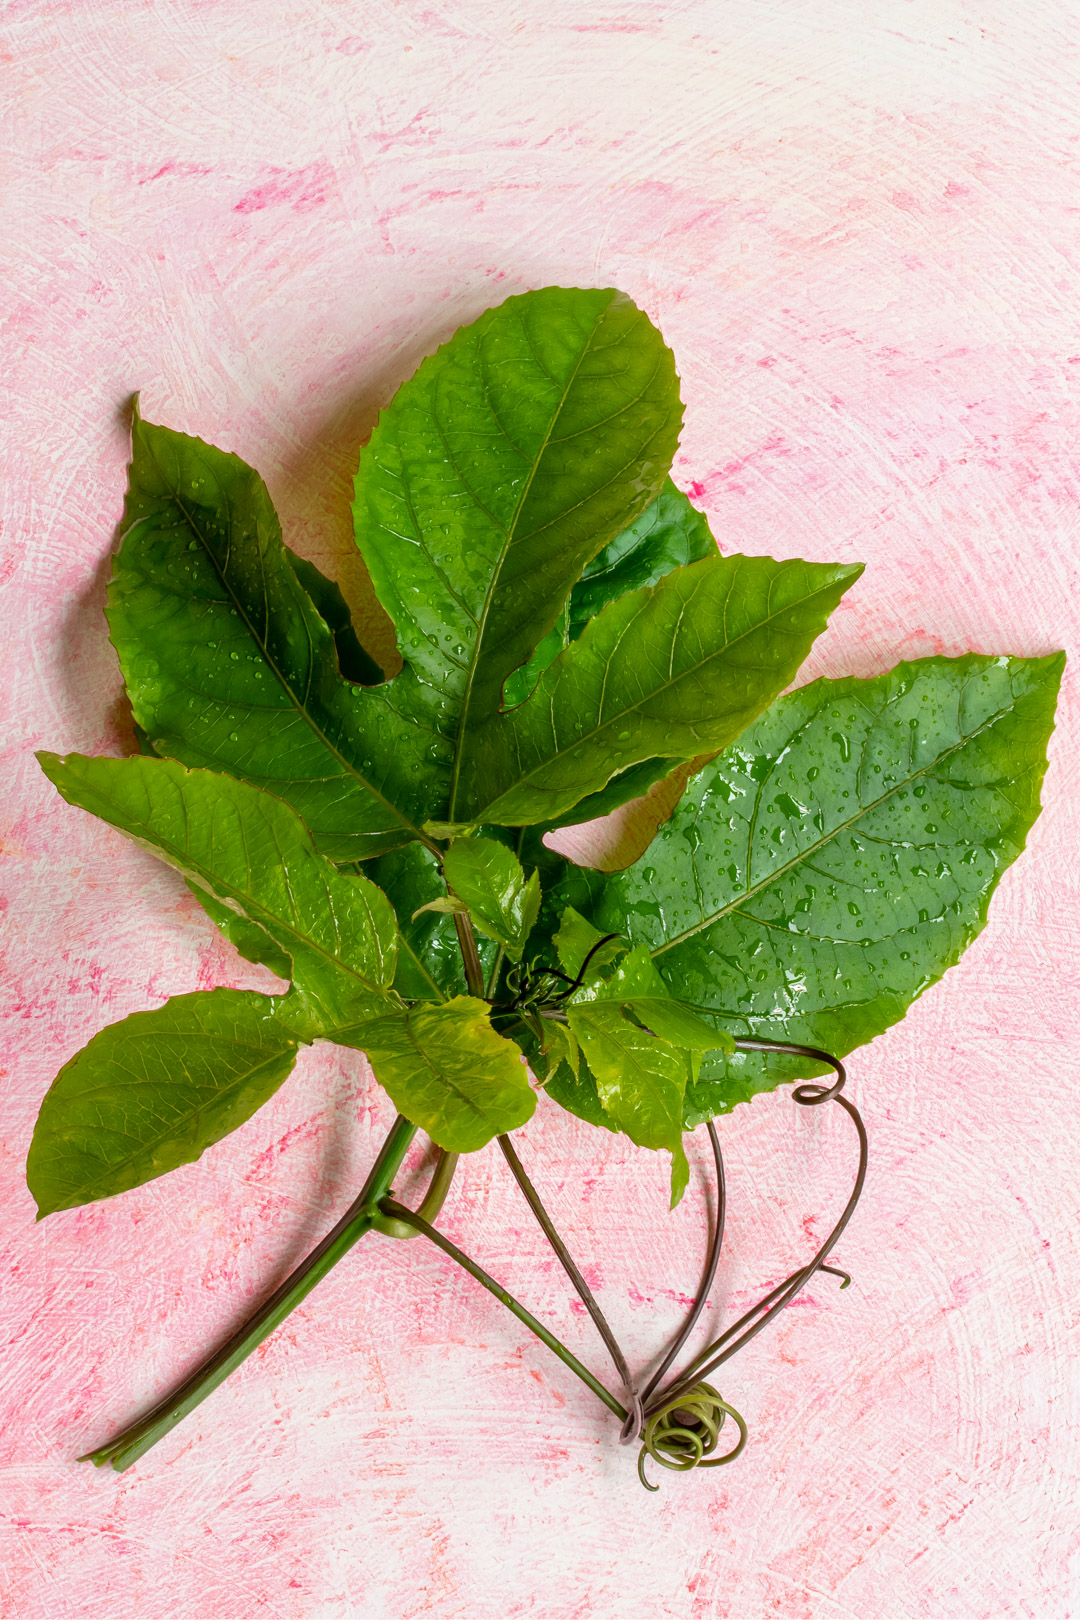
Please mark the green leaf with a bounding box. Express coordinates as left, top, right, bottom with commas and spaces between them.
107, 410, 446, 861
337, 998, 535, 1153
443, 836, 540, 961
37, 752, 399, 1034
285, 548, 383, 685
27, 990, 302, 1216
551, 653, 1064, 1121
186, 882, 292, 981
501, 480, 717, 709
352, 287, 683, 804
565, 946, 729, 1206
460, 555, 863, 826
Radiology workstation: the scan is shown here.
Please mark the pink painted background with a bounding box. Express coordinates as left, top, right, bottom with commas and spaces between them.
3, 3, 1079, 1615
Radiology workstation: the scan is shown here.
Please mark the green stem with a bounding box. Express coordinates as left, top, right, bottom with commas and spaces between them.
379, 1198, 628, 1422
82, 1114, 418, 1473
374, 1147, 459, 1239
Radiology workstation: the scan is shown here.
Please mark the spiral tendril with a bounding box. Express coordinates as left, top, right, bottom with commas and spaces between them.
637, 1382, 749, 1490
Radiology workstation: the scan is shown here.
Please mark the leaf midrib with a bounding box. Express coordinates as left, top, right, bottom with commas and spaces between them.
651, 694, 1018, 958
446, 296, 619, 816
47, 1033, 297, 1205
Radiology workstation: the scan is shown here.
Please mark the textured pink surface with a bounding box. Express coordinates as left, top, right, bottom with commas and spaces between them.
3, 4, 1079, 1616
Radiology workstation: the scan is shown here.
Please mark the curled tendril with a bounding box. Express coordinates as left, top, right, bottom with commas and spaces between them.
637, 1383, 748, 1491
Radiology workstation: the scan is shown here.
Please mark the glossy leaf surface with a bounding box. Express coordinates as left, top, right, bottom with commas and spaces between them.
38, 753, 399, 1033
462, 555, 862, 825
352, 287, 683, 794
337, 998, 535, 1152
108, 410, 445, 861
501, 479, 716, 708
443, 836, 540, 961
546, 653, 1064, 1122
27, 990, 302, 1216
362, 842, 497, 1002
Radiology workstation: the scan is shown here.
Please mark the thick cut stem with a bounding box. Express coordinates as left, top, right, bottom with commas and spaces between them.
81, 1114, 418, 1472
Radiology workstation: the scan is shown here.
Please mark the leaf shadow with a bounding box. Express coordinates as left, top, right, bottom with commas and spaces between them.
267, 288, 512, 678
51, 397, 141, 756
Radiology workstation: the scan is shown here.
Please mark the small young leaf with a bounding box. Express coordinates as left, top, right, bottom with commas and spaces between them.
553, 905, 624, 980
411, 896, 470, 920
38, 753, 399, 1034
460, 555, 863, 826
362, 842, 496, 1002
539, 1019, 580, 1082
337, 998, 535, 1153
421, 821, 478, 841
27, 990, 303, 1216
443, 836, 540, 961
565, 946, 727, 1206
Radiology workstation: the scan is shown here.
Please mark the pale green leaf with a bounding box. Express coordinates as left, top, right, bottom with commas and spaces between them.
27, 990, 302, 1216
337, 998, 535, 1153
565, 946, 718, 1206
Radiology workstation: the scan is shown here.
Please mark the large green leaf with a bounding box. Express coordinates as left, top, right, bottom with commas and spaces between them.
545, 653, 1064, 1122
501, 479, 717, 709
336, 998, 535, 1153
27, 990, 302, 1216
443, 836, 540, 962
352, 287, 683, 808
107, 409, 445, 862
460, 556, 862, 825
37, 753, 399, 1034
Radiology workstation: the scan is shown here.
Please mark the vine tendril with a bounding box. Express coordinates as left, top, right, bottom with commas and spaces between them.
637, 1383, 748, 1491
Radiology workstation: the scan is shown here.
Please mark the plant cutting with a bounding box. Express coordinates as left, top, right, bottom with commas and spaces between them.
29, 286, 1062, 1486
